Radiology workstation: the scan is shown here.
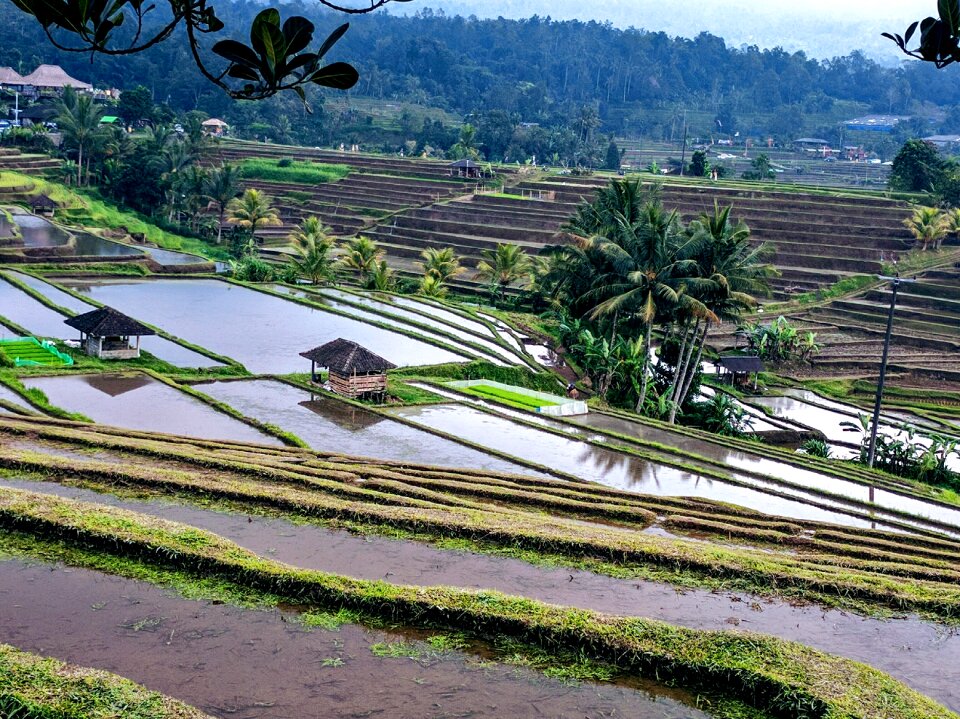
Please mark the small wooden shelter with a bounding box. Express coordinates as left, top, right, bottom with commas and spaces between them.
30, 194, 57, 217
718, 356, 765, 391
300, 338, 396, 400
448, 158, 482, 179
201, 118, 229, 136
64, 306, 155, 360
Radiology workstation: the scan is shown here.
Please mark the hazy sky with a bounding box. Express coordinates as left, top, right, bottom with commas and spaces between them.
386, 0, 938, 61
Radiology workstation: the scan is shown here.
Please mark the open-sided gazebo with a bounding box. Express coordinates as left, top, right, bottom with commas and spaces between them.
300, 338, 396, 401
718, 355, 765, 391
64, 306, 155, 360
448, 158, 483, 178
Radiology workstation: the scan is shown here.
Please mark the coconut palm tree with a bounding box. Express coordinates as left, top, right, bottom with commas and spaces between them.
370, 259, 396, 291
903, 206, 948, 251
56, 93, 105, 186
418, 273, 448, 298
226, 189, 281, 240
287, 217, 335, 285
420, 246, 465, 286
473, 244, 532, 302
339, 236, 383, 287
205, 163, 242, 244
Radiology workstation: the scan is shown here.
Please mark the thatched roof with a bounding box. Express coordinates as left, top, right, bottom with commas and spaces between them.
0, 67, 25, 85
64, 307, 156, 337
449, 159, 481, 169
31, 194, 57, 209
719, 356, 764, 373
300, 338, 396, 374
21, 64, 92, 90
201, 118, 228, 127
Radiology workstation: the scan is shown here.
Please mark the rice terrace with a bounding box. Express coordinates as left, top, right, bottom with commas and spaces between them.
2, 0, 960, 718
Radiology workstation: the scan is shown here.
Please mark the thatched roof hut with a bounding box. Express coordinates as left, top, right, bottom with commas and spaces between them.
718, 355, 764, 390
0, 67, 26, 88
300, 338, 396, 400
64, 306, 155, 360
21, 64, 92, 92
448, 158, 483, 178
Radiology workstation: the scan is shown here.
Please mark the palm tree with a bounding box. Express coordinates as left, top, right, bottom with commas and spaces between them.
370, 259, 396, 291
904, 206, 948, 251
287, 217, 335, 285
420, 246, 465, 286
205, 163, 242, 244
669, 202, 777, 417
339, 236, 383, 287
418, 273, 448, 298
473, 244, 532, 301
57, 93, 105, 186
226, 189, 281, 241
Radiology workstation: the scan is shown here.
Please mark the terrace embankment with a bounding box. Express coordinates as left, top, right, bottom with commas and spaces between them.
0, 480, 956, 719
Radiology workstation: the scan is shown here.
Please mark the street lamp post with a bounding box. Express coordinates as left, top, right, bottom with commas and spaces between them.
866, 274, 916, 468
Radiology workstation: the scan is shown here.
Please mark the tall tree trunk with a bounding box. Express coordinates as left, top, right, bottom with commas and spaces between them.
667, 321, 695, 424
635, 321, 653, 413
600, 310, 619, 399
678, 321, 710, 409
669, 320, 702, 424
77, 144, 83, 187
217, 206, 225, 244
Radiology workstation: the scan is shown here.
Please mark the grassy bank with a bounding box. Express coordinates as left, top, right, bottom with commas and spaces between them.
237, 158, 350, 185
0, 643, 213, 719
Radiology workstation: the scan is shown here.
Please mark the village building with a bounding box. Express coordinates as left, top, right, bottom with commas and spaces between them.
201, 118, 229, 136
64, 306, 156, 360
448, 158, 483, 179
300, 338, 396, 401
20, 64, 93, 98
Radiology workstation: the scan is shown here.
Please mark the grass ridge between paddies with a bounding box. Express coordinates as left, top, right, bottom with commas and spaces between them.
0, 643, 213, 719
0, 487, 956, 719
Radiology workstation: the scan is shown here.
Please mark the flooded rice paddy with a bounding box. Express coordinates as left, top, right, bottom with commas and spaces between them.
386, 401, 896, 528
0, 554, 717, 719
57, 278, 468, 372
23, 374, 281, 445
3, 273, 219, 367
197, 378, 544, 475
3, 476, 958, 712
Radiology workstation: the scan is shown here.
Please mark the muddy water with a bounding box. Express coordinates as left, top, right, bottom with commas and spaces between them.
13, 212, 71, 247
2, 478, 958, 711
6, 273, 220, 368
386, 403, 890, 528
197, 379, 545, 476
24, 374, 282, 446
0, 384, 31, 411
0, 274, 75, 339
0, 556, 714, 719
57, 278, 467, 372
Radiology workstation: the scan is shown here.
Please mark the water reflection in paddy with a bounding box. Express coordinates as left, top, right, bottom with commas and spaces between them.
387, 403, 886, 527
24, 374, 281, 445
198, 378, 544, 475
0, 556, 714, 719
59, 278, 467, 372
4, 273, 219, 368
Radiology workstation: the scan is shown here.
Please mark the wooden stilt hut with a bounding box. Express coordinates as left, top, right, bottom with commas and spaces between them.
718, 356, 765, 391
64, 306, 155, 360
300, 338, 396, 401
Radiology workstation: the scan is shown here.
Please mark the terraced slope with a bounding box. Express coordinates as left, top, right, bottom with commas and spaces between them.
0, 147, 59, 176
802, 260, 960, 382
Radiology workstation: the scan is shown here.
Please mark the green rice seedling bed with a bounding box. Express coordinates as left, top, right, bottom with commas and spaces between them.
460, 383, 559, 410
237, 158, 350, 185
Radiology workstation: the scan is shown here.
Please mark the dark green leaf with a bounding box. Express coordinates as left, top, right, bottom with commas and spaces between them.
212, 39, 260, 68
227, 64, 260, 82
316, 22, 349, 59
309, 62, 359, 90
282, 15, 314, 56
940, 0, 960, 34
904, 20, 920, 45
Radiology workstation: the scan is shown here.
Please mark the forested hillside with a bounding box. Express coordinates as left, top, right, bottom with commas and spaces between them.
4, 2, 960, 156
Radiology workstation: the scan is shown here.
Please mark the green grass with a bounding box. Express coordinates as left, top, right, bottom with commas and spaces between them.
0, 643, 212, 718
460, 383, 559, 410
237, 158, 350, 185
